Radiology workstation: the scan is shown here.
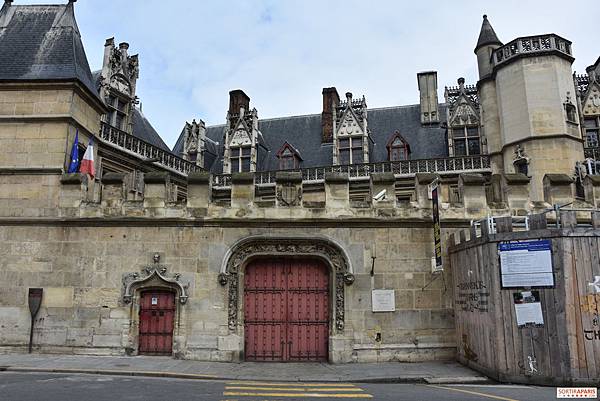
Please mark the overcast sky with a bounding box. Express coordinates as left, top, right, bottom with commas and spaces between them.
31, 1, 600, 147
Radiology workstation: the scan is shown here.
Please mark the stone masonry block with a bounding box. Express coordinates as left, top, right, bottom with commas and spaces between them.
42, 287, 74, 308
543, 173, 574, 206
324, 172, 349, 208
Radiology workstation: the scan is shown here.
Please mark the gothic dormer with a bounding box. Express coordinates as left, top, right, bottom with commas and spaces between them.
578, 58, 600, 148
98, 38, 140, 133
276, 142, 302, 170
182, 119, 207, 167
333, 92, 369, 165
223, 90, 262, 173
444, 78, 483, 156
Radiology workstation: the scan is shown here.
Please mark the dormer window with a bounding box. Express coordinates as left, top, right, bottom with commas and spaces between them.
339, 137, 363, 165
584, 117, 599, 148
387, 131, 411, 161
451, 126, 481, 156
107, 94, 128, 131
276, 142, 302, 170
230, 146, 251, 172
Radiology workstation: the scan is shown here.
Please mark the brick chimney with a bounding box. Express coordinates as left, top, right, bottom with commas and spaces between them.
322, 87, 340, 143
229, 89, 250, 116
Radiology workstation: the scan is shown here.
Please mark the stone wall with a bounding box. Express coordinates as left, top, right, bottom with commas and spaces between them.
0, 84, 104, 216
0, 223, 456, 363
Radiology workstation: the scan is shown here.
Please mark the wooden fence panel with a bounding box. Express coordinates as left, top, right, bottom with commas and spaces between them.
450, 222, 600, 385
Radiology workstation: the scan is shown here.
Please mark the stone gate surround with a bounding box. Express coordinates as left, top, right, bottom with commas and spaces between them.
218, 235, 355, 362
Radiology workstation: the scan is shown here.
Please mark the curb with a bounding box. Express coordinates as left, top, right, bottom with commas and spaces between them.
0, 366, 492, 385
1, 367, 221, 381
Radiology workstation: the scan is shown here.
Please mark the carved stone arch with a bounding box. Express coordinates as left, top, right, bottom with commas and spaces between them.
218, 236, 355, 333
122, 263, 189, 305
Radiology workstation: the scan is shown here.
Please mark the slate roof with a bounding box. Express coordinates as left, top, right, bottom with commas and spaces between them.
130, 107, 171, 152
475, 15, 502, 52
173, 104, 449, 174
0, 2, 99, 101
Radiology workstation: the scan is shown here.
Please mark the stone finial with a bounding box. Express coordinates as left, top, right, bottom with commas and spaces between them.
104, 37, 115, 47
346, 92, 353, 103
458, 77, 465, 88
119, 42, 129, 50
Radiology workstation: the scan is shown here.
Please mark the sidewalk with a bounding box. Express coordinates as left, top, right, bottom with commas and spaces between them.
0, 353, 490, 384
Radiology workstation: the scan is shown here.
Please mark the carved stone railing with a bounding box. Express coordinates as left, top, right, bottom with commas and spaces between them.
212, 155, 491, 187
575, 74, 589, 95
585, 147, 600, 160
99, 122, 201, 176
493, 34, 572, 68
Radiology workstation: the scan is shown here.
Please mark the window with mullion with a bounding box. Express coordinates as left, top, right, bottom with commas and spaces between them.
230, 146, 252, 172
338, 136, 363, 165
584, 117, 600, 148
107, 94, 128, 131
452, 126, 480, 156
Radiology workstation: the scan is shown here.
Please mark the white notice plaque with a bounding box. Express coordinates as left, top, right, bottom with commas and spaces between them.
372, 289, 395, 312
499, 240, 554, 288
513, 291, 544, 327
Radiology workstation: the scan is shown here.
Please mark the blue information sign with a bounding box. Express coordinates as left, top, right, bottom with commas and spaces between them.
499, 239, 554, 288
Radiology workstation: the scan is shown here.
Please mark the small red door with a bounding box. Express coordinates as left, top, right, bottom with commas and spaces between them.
139, 290, 175, 355
244, 259, 329, 362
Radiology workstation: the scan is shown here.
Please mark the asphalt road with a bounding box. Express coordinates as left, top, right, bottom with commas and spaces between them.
0, 372, 562, 401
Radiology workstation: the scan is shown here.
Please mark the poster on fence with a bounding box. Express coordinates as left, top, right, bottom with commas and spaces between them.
499, 240, 554, 288
513, 290, 544, 327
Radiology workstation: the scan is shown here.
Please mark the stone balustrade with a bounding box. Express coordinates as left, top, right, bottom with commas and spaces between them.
49, 171, 600, 222
492, 34, 573, 68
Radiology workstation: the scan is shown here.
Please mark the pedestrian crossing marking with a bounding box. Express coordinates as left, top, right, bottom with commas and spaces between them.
222, 392, 373, 398
225, 386, 364, 392
226, 381, 356, 387
223, 380, 373, 399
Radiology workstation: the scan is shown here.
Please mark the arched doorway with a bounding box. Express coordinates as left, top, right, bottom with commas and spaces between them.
244, 258, 329, 362
138, 289, 176, 355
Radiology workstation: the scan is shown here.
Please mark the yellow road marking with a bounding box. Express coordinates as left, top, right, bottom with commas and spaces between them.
225, 386, 364, 392
223, 392, 373, 398
226, 381, 356, 387
428, 385, 520, 401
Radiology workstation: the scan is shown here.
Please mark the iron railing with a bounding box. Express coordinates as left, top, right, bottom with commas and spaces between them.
99, 122, 201, 175
492, 34, 572, 68
213, 154, 491, 187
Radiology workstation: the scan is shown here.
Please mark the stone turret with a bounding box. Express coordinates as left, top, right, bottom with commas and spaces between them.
475, 15, 504, 176
475, 15, 584, 200
474, 15, 502, 80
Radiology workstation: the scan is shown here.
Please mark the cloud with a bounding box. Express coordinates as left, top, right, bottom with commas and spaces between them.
60, 0, 598, 148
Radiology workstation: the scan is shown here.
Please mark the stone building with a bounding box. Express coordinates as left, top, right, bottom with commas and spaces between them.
0, 1, 599, 363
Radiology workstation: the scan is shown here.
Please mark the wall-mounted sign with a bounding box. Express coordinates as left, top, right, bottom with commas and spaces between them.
151, 297, 158, 305
372, 289, 395, 312
28, 288, 43, 353
513, 290, 544, 328
431, 184, 443, 272
499, 240, 554, 288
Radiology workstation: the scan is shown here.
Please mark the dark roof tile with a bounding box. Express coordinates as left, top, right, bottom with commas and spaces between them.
174, 104, 449, 173
0, 3, 99, 101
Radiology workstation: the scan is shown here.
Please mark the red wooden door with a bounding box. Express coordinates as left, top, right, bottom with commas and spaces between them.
244, 259, 329, 362
139, 291, 175, 355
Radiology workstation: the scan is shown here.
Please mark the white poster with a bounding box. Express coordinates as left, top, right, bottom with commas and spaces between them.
513, 290, 544, 327
499, 240, 554, 288
372, 290, 395, 312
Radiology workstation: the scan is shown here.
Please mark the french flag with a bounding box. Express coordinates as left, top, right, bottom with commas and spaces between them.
79, 137, 95, 178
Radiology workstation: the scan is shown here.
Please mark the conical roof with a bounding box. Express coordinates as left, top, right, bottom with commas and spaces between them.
474, 15, 502, 53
